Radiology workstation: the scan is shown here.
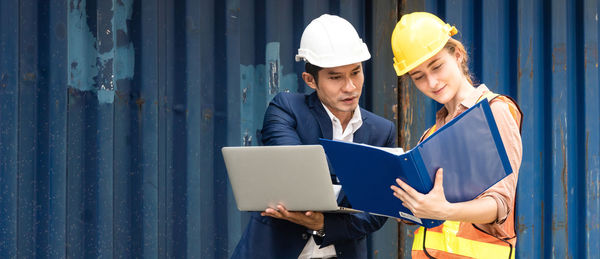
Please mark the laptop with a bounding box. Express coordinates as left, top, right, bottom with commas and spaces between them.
222, 145, 358, 212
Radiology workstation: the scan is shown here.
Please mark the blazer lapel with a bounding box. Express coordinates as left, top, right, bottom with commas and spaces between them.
352, 108, 369, 144
307, 92, 333, 140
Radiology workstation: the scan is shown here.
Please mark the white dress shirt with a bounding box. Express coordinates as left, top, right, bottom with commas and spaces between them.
298, 104, 363, 259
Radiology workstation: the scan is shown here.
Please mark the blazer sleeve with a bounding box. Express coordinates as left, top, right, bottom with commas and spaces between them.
385, 119, 397, 148
261, 94, 303, 146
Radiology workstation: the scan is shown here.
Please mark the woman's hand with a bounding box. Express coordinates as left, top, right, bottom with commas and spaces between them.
390, 168, 453, 220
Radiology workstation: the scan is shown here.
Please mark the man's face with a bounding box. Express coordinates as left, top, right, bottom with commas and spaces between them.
304, 63, 364, 120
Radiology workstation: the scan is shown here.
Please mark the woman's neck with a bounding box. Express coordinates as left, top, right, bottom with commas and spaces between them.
444, 78, 475, 116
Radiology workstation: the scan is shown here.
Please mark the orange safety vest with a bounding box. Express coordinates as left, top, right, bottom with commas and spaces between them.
412, 91, 523, 259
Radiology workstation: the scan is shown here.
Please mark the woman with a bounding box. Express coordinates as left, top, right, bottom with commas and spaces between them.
389, 12, 523, 259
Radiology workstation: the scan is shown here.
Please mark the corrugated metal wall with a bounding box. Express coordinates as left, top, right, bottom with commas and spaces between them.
0, 0, 399, 258
1, 0, 599, 258
399, 0, 600, 258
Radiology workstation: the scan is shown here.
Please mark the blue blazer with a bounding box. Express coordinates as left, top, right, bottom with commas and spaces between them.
232, 92, 397, 259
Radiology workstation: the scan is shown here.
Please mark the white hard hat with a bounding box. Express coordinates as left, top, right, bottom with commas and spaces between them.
295, 14, 371, 68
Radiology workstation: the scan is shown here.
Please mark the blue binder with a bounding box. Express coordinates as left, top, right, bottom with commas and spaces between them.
319, 100, 513, 228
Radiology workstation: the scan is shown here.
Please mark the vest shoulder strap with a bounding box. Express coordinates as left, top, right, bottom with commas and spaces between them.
486, 94, 523, 134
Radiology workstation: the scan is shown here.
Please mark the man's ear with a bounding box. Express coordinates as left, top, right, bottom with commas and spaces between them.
302, 72, 318, 90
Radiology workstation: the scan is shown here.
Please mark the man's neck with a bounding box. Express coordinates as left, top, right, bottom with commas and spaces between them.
337, 112, 353, 131
329, 108, 355, 132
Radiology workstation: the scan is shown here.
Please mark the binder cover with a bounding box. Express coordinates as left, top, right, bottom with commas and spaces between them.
320, 100, 513, 228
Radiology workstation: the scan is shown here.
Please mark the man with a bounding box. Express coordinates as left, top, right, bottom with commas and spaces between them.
232, 14, 396, 259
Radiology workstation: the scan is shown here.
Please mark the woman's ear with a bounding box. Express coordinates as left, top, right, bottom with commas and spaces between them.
302, 72, 318, 90
454, 49, 463, 64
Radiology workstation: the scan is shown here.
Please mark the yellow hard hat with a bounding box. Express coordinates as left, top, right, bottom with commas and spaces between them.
391, 12, 458, 76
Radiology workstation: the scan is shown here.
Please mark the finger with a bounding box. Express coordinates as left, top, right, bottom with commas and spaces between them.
390, 185, 403, 196
392, 189, 404, 200
393, 187, 419, 209
395, 178, 419, 196
267, 208, 283, 217
277, 206, 307, 221
390, 184, 402, 192
393, 192, 412, 211
391, 180, 409, 195
392, 181, 419, 201
392, 186, 407, 201
277, 204, 289, 212
277, 205, 293, 218
392, 185, 412, 201
262, 212, 281, 218
431, 168, 444, 193
264, 208, 283, 218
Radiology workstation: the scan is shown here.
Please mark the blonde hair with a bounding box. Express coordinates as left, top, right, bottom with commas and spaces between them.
443, 38, 473, 85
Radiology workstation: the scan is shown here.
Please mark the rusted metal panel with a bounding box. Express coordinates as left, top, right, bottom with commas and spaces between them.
7, 0, 600, 258
0, 0, 400, 258
0, 0, 19, 257
515, 0, 547, 258
583, 0, 600, 256
369, 2, 401, 257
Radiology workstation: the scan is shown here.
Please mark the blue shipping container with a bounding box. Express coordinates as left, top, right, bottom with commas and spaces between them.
0, 0, 598, 258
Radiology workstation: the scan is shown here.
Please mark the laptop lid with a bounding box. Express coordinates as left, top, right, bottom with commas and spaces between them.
222, 145, 340, 211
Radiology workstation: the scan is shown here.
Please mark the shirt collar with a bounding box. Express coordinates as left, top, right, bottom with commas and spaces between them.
322, 103, 363, 129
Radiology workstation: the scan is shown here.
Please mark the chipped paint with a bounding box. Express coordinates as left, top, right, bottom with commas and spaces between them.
268, 60, 279, 94
0, 73, 7, 88
240, 44, 297, 147
242, 130, 252, 146
266, 42, 297, 94
107, 0, 134, 101
518, 215, 527, 234
242, 88, 248, 104
559, 120, 569, 257
240, 63, 264, 142
266, 42, 280, 95
202, 108, 213, 121
240, 64, 265, 104
240, 64, 264, 147
552, 44, 568, 73
519, 38, 535, 81
68, 0, 134, 104
584, 43, 598, 71
23, 73, 36, 82
529, 39, 534, 79
68, 0, 97, 92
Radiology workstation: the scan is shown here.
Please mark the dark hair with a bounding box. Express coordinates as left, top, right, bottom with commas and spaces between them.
305, 62, 323, 84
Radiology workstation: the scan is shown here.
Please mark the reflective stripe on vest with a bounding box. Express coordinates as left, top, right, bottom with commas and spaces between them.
414, 91, 522, 259
412, 222, 515, 259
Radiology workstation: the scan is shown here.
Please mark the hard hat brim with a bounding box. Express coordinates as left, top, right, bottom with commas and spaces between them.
393, 37, 448, 76
296, 42, 371, 68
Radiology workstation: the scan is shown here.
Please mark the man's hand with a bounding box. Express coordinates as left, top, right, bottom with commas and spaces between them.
390, 168, 452, 220
261, 204, 324, 230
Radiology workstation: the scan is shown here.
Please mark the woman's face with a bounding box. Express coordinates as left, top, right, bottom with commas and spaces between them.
407, 49, 465, 105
